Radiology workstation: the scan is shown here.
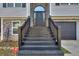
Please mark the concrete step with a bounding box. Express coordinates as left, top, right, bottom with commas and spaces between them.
20, 45, 59, 50
23, 37, 55, 41
18, 26, 64, 56
22, 40, 56, 45
18, 50, 64, 56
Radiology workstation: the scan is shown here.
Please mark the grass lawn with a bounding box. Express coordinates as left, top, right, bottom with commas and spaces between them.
61, 47, 71, 54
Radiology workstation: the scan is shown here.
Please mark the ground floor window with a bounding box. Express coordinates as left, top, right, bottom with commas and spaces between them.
12, 21, 20, 35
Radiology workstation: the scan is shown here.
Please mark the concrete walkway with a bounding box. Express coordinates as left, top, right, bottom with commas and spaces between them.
61, 40, 79, 56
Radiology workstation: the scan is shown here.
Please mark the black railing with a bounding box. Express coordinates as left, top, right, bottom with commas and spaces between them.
18, 17, 30, 50
49, 17, 61, 48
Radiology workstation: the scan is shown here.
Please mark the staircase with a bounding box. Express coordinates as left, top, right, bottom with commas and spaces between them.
18, 17, 64, 56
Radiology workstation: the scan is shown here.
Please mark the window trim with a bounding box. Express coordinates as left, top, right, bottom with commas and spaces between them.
12, 20, 20, 35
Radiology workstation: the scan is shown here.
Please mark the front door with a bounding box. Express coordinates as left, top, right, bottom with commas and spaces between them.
35, 11, 44, 26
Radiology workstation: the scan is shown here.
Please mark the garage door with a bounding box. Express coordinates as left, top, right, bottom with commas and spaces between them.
55, 22, 76, 40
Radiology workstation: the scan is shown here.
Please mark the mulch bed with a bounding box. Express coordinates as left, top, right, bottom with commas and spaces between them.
0, 40, 18, 47
0, 40, 18, 56
0, 48, 15, 56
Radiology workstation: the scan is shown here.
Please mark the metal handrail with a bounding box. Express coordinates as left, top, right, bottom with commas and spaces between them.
18, 17, 30, 50
49, 17, 61, 48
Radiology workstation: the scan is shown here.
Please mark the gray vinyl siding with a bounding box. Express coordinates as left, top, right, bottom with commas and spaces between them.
50, 3, 79, 16
0, 8, 27, 17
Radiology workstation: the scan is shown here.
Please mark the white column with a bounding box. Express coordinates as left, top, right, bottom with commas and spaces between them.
0, 3, 3, 8
27, 3, 30, 16
50, 3, 51, 16
27, 3, 28, 16
34, 13, 36, 25
30, 18, 33, 27
13, 3, 15, 8
43, 13, 45, 22
76, 21, 79, 40
1, 18, 3, 40
46, 19, 48, 27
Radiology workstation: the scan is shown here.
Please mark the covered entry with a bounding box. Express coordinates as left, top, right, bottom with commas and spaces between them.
30, 3, 49, 27
34, 6, 45, 26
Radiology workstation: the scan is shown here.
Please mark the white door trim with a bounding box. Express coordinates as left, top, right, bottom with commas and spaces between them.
43, 13, 45, 22
34, 13, 36, 25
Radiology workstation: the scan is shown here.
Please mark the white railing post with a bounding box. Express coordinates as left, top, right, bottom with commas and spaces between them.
58, 26, 61, 48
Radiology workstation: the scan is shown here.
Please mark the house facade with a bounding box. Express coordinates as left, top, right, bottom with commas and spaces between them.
0, 3, 79, 41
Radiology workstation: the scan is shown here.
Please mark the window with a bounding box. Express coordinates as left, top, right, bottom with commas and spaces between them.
3, 3, 14, 8
60, 3, 69, 5
3, 3, 6, 8
8, 3, 14, 7
15, 3, 21, 7
70, 3, 79, 5
12, 21, 20, 34
22, 3, 26, 8
55, 3, 60, 6
3, 3, 26, 8
55, 3, 69, 6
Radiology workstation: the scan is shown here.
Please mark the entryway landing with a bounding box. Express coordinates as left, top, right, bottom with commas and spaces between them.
28, 26, 51, 37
